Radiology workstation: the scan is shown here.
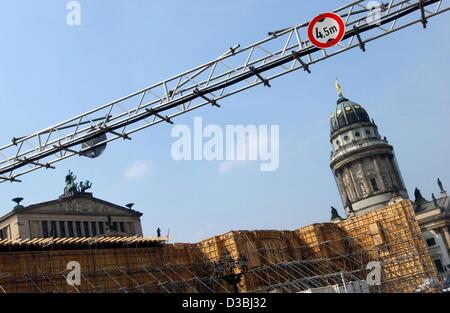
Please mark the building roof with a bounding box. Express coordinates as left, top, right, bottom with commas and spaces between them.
414, 195, 450, 214
0, 192, 143, 222
0, 235, 168, 252
330, 96, 371, 135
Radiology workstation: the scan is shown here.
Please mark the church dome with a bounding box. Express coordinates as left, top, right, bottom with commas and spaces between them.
330, 96, 371, 135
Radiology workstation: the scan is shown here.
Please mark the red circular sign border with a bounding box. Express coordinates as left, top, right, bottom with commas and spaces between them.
307, 12, 346, 49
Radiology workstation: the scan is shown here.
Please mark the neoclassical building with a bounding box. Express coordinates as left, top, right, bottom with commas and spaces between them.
0, 172, 143, 240
329, 82, 450, 275
413, 182, 450, 274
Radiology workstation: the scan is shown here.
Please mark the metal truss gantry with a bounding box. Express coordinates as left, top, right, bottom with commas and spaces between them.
0, 0, 448, 183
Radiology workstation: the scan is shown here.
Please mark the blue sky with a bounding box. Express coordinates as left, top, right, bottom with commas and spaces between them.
0, 1, 449, 242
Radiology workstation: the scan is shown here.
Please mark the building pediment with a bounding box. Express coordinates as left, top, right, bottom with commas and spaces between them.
12, 193, 142, 218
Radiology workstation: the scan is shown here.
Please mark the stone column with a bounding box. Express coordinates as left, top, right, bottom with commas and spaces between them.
345, 166, 359, 201
336, 170, 349, 205
442, 227, 450, 251
372, 156, 386, 190
386, 155, 400, 189
357, 160, 371, 196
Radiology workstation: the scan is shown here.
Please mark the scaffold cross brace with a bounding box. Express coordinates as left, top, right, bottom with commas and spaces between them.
146, 108, 174, 125
97, 126, 131, 140
17, 157, 55, 169
193, 88, 221, 108
249, 66, 271, 88
53, 145, 82, 156
0, 176, 21, 183
292, 51, 311, 74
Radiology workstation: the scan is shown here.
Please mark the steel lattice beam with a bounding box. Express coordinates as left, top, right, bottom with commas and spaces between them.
0, 0, 448, 183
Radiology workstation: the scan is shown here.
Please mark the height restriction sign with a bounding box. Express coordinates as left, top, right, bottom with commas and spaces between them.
307, 12, 346, 49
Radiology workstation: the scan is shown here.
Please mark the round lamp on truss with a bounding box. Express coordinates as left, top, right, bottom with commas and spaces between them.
81, 133, 107, 159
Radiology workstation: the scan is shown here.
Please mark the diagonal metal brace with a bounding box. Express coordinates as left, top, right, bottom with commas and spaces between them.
0, 176, 21, 183
292, 51, 311, 74
249, 66, 271, 88
193, 88, 220, 107
96, 125, 131, 140
353, 26, 366, 52
53, 144, 83, 156
17, 157, 55, 169
146, 108, 174, 125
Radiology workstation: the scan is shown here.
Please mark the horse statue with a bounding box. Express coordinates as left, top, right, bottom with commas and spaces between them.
64, 170, 78, 195
79, 180, 92, 193
63, 171, 93, 194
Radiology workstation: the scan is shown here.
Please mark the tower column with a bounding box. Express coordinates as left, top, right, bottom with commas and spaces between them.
336, 170, 349, 204
442, 227, 450, 251
372, 156, 386, 190
345, 166, 359, 201
357, 161, 370, 196
386, 155, 402, 190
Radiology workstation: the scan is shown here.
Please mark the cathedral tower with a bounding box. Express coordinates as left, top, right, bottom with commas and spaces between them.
329, 81, 408, 215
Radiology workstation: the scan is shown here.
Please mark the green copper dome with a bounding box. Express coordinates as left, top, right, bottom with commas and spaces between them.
330, 96, 371, 135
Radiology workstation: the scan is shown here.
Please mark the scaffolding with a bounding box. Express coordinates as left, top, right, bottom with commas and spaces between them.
0, 199, 439, 293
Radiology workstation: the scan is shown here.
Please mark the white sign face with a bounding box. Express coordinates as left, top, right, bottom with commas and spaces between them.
308, 13, 346, 49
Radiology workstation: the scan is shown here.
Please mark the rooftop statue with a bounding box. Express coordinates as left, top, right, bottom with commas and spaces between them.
79, 180, 92, 193
346, 197, 355, 214
414, 187, 426, 203
335, 78, 343, 97
63, 170, 93, 195
437, 178, 445, 193
331, 206, 342, 220
64, 170, 78, 195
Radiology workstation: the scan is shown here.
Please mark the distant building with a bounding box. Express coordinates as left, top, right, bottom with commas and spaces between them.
0, 172, 143, 240
328, 82, 449, 275
414, 182, 450, 275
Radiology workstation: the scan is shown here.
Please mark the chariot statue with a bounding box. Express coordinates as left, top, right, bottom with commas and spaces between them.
64, 170, 78, 194
63, 170, 93, 195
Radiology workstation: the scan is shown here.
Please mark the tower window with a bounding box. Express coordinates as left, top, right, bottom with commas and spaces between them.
434, 259, 445, 273
1, 226, 11, 240
370, 178, 380, 192
365, 129, 371, 136
336, 140, 340, 146
426, 238, 436, 247
355, 131, 361, 137
344, 135, 349, 141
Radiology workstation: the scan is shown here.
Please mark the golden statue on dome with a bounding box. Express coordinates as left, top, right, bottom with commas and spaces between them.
335, 78, 343, 97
